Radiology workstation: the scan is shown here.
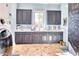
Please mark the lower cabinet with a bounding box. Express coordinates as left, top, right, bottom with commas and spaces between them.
41, 32, 48, 43
32, 32, 41, 44
15, 32, 32, 44
23, 32, 32, 44
15, 32, 63, 44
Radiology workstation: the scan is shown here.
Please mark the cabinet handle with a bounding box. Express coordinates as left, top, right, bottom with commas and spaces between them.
49, 36, 52, 41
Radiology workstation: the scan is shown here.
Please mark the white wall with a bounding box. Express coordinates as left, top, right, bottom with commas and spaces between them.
17, 3, 61, 10
0, 4, 9, 21
61, 4, 68, 46
8, 3, 17, 45
0, 4, 11, 30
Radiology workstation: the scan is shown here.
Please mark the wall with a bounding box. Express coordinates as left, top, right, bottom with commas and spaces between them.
17, 3, 61, 10
61, 4, 68, 46
0, 4, 9, 21
0, 3, 11, 55
0, 3, 11, 30
9, 3, 68, 45
8, 3, 17, 45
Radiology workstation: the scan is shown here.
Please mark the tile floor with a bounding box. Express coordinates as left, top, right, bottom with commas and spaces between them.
4, 44, 73, 56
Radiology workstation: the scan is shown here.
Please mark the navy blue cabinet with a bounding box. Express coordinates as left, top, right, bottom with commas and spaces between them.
15, 32, 63, 44
16, 9, 32, 24
47, 11, 61, 25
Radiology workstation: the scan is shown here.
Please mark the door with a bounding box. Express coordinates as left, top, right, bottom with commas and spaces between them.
22, 10, 32, 24
41, 32, 48, 43
15, 32, 23, 44
24, 32, 32, 44
16, 9, 23, 24
32, 32, 40, 44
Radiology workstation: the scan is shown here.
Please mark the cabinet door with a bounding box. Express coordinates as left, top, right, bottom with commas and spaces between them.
15, 32, 32, 44
55, 11, 61, 24
47, 11, 56, 25
47, 32, 53, 43
50, 33, 59, 43
32, 32, 39, 43
41, 32, 48, 44
32, 32, 40, 44
47, 11, 61, 25
15, 32, 23, 44
23, 10, 32, 24
16, 9, 23, 24
24, 32, 32, 44
48, 32, 63, 43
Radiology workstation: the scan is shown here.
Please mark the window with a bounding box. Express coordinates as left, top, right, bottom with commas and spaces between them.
34, 11, 44, 26
47, 11, 61, 25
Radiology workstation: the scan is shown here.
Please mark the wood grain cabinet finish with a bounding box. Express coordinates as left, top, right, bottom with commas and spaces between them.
22, 10, 32, 24
16, 9, 23, 24
15, 32, 63, 44
15, 32, 32, 44
16, 9, 32, 24
15, 32, 23, 44
47, 11, 61, 25
32, 32, 42, 44
23, 32, 32, 44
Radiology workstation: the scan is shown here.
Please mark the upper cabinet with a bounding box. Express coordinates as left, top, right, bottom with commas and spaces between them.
22, 10, 32, 24
16, 10, 61, 25
16, 4, 62, 26
47, 11, 61, 25
16, 9, 32, 24
16, 9, 23, 24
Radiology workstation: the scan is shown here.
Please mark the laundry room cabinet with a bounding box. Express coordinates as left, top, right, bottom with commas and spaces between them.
15, 32, 63, 44
16, 9, 32, 24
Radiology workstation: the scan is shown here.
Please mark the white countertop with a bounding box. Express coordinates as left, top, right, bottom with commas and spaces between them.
15, 25, 64, 32
15, 29, 64, 32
